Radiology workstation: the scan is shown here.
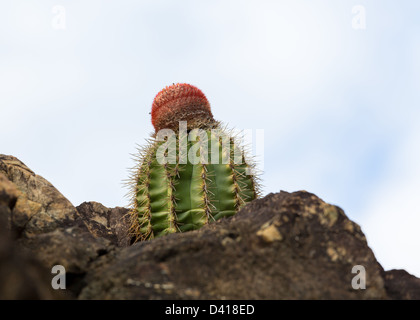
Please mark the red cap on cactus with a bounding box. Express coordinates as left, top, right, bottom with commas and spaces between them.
151, 83, 214, 132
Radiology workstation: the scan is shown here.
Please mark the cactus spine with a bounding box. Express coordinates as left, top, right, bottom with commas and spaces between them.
128, 83, 260, 241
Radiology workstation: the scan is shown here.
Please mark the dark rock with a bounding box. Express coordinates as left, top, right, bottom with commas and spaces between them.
79, 191, 387, 299
76, 202, 131, 247
1, 154, 420, 300
0, 179, 60, 299
383, 269, 420, 299
0, 155, 131, 298
0, 172, 19, 230
0, 229, 60, 299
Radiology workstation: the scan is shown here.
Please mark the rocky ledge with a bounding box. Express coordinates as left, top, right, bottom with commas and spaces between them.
0, 154, 419, 299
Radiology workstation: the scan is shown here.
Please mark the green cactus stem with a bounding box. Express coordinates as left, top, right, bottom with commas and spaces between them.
127, 83, 261, 241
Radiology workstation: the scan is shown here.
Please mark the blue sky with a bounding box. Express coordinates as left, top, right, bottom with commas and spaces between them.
1, 1, 420, 277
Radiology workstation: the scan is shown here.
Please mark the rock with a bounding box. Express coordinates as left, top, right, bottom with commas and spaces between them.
76, 202, 131, 247
0, 181, 60, 299
79, 191, 387, 299
0, 226, 60, 299
0, 155, 79, 236
383, 269, 420, 299
1, 154, 420, 300
0, 172, 19, 229
0, 155, 131, 298
17, 226, 112, 296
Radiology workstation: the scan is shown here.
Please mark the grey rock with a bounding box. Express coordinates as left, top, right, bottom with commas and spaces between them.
383, 269, 420, 299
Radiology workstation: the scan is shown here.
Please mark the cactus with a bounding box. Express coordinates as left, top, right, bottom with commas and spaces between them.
127, 83, 261, 241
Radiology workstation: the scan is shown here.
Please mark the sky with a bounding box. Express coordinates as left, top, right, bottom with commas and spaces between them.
1, 1, 419, 277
